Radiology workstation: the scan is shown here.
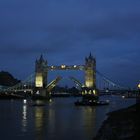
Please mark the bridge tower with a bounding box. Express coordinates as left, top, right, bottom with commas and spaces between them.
35, 55, 48, 97
83, 53, 98, 100
85, 53, 96, 88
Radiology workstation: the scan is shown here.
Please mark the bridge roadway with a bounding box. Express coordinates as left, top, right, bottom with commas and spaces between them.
1, 88, 136, 95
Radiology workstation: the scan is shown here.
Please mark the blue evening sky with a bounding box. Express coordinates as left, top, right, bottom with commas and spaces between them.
0, 0, 140, 88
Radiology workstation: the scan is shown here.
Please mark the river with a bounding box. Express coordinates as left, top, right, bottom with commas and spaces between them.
0, 95, 136, 140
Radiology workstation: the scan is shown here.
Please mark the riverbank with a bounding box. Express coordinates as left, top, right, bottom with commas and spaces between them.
94, 103, 139, 140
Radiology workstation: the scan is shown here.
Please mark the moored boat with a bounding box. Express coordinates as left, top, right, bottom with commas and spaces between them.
31, 103, 45, 107
75, 100, 109, 106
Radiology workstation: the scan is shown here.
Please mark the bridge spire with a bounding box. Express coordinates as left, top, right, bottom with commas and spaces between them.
89, 52, 92, 59
39, 54, 44, 62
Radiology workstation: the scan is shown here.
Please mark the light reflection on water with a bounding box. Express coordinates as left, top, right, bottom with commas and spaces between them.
22, 105, 27, 132
34, 106, 46, 140
0, 95, 136, 140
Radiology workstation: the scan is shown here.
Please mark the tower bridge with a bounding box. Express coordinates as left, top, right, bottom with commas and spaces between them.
35, 53, 97, 98
0, 53, 130, 99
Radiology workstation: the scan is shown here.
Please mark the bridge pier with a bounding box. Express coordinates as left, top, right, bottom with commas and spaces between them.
33, 88, 50, 100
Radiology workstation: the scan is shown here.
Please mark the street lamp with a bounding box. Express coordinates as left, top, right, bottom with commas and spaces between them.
138, 83, 140, 89
137, 82, 140, 103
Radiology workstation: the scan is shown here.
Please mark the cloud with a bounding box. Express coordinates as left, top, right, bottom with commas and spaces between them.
0, 0, 140, 87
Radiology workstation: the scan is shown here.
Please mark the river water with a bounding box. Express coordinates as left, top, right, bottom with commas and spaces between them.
0, 95, 136, 140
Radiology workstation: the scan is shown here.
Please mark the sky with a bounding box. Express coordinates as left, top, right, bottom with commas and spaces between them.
0, 0, 140, 88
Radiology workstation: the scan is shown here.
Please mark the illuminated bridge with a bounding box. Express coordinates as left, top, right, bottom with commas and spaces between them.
0, 54, 129, 98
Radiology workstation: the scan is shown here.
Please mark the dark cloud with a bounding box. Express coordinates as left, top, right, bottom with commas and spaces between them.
0, 0, 140, 87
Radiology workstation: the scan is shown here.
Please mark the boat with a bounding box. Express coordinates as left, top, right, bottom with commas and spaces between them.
75, 100, 109, 106
74, 94, 109, 106
31, 103, 45, 107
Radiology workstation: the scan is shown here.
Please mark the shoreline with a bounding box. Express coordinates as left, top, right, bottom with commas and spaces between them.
93, 103, 139, 140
